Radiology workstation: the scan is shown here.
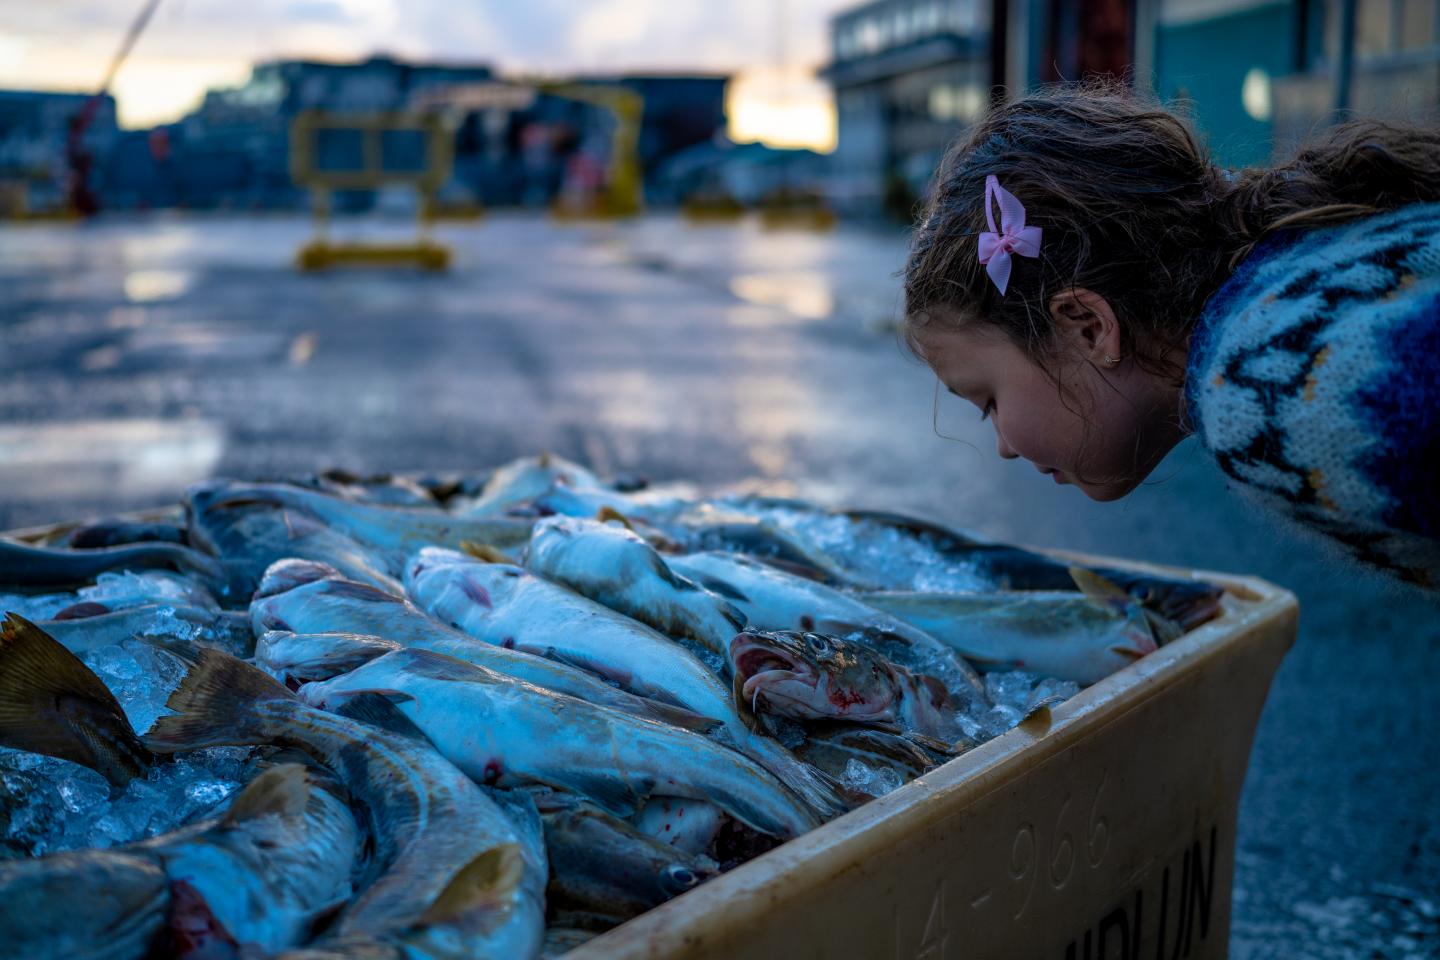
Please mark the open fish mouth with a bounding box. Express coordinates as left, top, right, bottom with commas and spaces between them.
731, 635, 817, 708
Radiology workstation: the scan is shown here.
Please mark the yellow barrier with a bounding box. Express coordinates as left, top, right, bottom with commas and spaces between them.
289, 111, 455, 271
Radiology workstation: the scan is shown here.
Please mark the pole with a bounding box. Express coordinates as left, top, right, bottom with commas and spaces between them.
1332, 0, 1357, 120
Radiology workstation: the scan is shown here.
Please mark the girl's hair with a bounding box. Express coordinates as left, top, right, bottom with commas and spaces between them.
903, 81, 1440, 381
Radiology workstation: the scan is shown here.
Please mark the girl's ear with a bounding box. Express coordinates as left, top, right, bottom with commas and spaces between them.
1047, 288, 1122, 364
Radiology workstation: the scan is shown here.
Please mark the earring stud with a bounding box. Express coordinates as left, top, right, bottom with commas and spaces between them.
1103, 355, 1121, 367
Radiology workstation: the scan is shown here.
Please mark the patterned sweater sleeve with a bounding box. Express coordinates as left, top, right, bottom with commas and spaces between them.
1185, 202, 1440, 588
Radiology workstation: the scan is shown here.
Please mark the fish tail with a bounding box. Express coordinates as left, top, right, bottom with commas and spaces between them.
0, 612, 153, 787
145, 647, 294, 753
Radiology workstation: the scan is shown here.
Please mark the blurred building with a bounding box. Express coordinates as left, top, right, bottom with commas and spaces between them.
100, 56, 497, 210
0, 90, 119, 215
652, 139, 831, 207
822, 0, 993, 216
1151, 0, 1438, 166
42, 57, 726, 213
446, 74, 728, 209
824, 0, 1439, 214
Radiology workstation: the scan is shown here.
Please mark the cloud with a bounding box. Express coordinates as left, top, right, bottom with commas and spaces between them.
283, 0, 357, 24
0, 0, 854, 128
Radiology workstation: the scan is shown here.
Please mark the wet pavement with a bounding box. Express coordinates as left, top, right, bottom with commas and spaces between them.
1, 213, 1437, 958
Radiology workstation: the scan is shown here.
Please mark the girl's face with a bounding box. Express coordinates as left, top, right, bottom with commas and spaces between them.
917, 323, 1183, 502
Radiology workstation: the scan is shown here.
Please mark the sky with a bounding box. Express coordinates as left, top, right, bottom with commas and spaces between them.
0, 0, 856, 150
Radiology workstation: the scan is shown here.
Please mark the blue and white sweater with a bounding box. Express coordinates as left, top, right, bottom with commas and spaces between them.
1186, 202, 1440, 588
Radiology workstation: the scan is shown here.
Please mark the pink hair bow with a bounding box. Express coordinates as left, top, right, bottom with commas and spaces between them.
977, 174, 1042, 296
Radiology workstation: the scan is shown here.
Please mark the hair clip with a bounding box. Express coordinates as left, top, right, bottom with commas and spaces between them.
977, 174, 1042, 295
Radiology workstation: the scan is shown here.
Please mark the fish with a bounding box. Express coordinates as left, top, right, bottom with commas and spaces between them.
542, 802, 719, 928
793, 724, 958, 802
665, 551, 989, 707
0, 848, 170, 960
194, 480, 535, 575
730, 630, 967, 742
524, 516, 747, 659
186, 484, 403, 597
857, 579, 1165, 685
42, 518, 188, 549
300, 648, 821, 839
0, 762, 362, 960
406, 546, 742, 719
144, 648, 546, 959
305, 469, 441, 508
451, 453, 604, 517
839, 509, 1225, 631
257, 630, 402, 686
543, 927, 598, 959
405, 546, 846, 819
0, 537, 225, 592
0, 613, 155, 787
681, 518, 855, 585
35, 603, 255, 659
631, 796, 728, 857
250, 571, 716, 731
142, 762, 361, 956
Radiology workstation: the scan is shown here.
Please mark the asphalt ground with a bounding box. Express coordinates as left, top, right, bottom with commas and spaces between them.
1, 213, 1436, 958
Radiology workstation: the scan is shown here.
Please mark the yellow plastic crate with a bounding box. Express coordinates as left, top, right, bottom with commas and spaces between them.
569, 558, 1295, 960
6, 512, 1295, 959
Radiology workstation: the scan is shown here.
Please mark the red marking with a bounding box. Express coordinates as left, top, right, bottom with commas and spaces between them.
482, 760, 502, 785
664, 824, 671, 832
677, 808, 684, 818
501, 637, 516, 649
167, 879, 241, 959
799, 615, 815, 631
828, 686, 865, 709
52, 601, 110, 621
460, 578, 492, 609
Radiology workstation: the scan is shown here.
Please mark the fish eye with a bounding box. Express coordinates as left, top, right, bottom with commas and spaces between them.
804, 634, 830, 655
665, 865, 700, 888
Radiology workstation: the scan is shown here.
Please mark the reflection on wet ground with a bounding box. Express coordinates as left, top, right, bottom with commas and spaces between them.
0, 213, 1435, 958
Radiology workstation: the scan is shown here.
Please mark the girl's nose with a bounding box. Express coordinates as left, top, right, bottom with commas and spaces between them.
995, 426, 1019, 460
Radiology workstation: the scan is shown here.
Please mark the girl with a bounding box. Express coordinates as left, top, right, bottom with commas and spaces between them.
903, 84, 1440, 588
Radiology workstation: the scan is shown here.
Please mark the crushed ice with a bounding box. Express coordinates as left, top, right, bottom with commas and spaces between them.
840, 757, 905, 797
0, 629, 258, 861
0, 746, 256, 860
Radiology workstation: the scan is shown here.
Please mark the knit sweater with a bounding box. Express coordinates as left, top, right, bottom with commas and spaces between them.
1186, 202, 1440, 588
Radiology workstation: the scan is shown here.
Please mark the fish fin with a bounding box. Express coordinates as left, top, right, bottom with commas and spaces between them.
459, 541, 517, 565
418, 843, 525, 929
681, 571, 749, 604
902, 731, 966, 759
1141, 609, 1184, 646
594, 506, 633, 530
223, 762, 310, 826
1068, 566, 1130, 602
0, 612, 152, 787
317, 580, 404, 604
752, 556, 834, 584
334, 692, 428, 741
632, 699, 724, 735
144, 648, 293, 753
537, 452, 553, 468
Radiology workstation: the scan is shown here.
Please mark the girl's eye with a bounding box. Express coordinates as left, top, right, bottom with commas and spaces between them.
979, 400, 995, 422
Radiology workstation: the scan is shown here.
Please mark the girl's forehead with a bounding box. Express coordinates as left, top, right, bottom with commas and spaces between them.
918, 324, 1020, 380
